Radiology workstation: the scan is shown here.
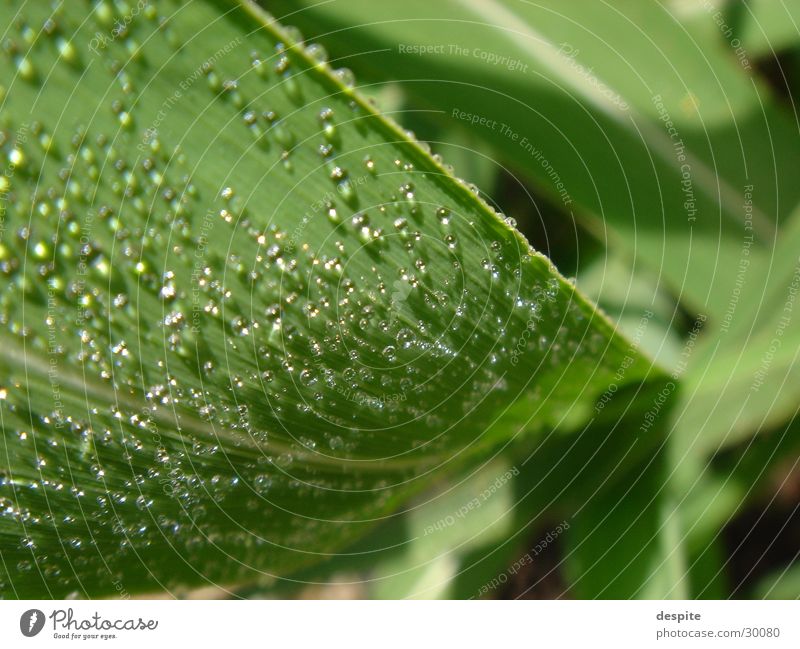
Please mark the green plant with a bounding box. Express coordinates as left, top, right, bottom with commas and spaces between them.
1, 0, 798, 600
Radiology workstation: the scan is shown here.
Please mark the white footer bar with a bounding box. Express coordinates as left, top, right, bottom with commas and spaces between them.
1, 600, 796, 648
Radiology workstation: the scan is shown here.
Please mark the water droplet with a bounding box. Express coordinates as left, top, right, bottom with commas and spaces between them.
306, 42, 328, 66
299, 369, 317, 386
335, 67, 356, 88
57, 38, 78, 63
16, 57, 35, 81
274, 123, 294, 148
396, 328, 416, 349
253, 475, 272, 495
337, 179, 355, 203
8, 148, 25, 168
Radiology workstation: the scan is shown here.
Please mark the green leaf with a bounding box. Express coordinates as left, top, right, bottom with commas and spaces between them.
675, 210, 800, 455
715, 0, 800, 58
262, 0, 800, 322
754, 562, 800, 599
254, 458, 523, 599
576, 248, 685, 372
563, 449, 690, 599
366, 459, 520, 599
0, 0, 653, 597
681, 413, 800, 554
